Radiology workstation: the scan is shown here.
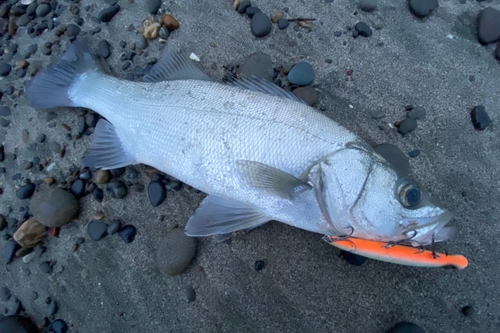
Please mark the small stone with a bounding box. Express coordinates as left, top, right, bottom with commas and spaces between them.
407, 106, 426, 120
368, 109, 384, 119
255, 260, 265, 271
95, 170, 112, 185
408, 149, 420, 158
0, 118, 11, 127
28, 44, 38, 53
118, 225, 136, 243
29, 188, 79, 227
133, 183, 145, 192
166, 181, 182, 191
107, 220, 121, 235
471, 105, 491, 130
13, 218, 48, 248
159, 26, 169, 39
162, 14, 180, 30
108, 180, 128, 199
23, 251, 38, 263
4, 240, 19, 263
0, 63, 12, 77
288, 62, 315, 86
461, 305, 474, 316
17, 183, 36, 200
93, 188, 104, 202
386, 322, 425, 333
39, 261, 52, 274
292, 87, 319, 106
156, 228, 197, 276
237, 52, 273, 81
148, 0, 161, 14
245, 7, 261, 18
36, 3, 51, 17
71, 179, 86, 199
66, 24, 80, 38
271, 11, 284, 23
354, 22, 372, 37
340, 250, 367, 266
51, 319, 68, 333
298, 21, 315, 30
334, 31, 342, 37
136, 36, 148, 50
478, 7, 500, 45
88, 221, 108, 241
15, 247, 32, 258
251, 12, 272, 38
93, 211, 104, 220
148, 182, 166, 207
48, 299, 58, 315
408, 0, 439, 18
186, 285, 196, 302
0, 287, 11, 301
98, 40, 110, 59
98, 4, 120, 22
0, 106, 11, 116
360, 0, 377, 11
278, 18, 289, 30
237, 0, 251, 14
397, 118, 418, 135
140, 16, 161, 39
110, 167, 126, 177
15, 60, 29, 69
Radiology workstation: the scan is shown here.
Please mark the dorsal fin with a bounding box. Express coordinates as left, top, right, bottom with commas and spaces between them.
226, 76, 306, 104
143, 47, 211, 82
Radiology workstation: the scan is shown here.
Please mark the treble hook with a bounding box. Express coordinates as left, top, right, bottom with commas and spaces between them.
383, 230, 418, 249
323, 227, 357, 250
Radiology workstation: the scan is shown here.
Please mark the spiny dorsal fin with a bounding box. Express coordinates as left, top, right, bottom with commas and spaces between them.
143, 47, 211, 82
226, 76, 306, 104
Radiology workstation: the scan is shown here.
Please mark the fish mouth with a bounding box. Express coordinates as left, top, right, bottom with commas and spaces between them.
406, 210, 455, 246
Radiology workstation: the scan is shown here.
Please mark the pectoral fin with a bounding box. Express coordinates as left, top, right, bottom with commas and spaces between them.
184, 195, 270, 237
236, 160, 311, 199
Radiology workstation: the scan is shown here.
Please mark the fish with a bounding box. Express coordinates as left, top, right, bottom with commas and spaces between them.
25, 39, 464, 267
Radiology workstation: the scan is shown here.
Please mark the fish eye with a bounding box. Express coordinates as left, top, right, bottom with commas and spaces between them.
394, 178, 423, 209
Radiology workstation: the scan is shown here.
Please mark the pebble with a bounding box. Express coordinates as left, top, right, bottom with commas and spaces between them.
110, 167, 126, 177
107, 220, 121, 235
118, 225, 136, 243
80, 169, 91, 180
13, 218, 48, 248
251, 12, 272, 38
374, 144, 409, 178
238, 0, 251, 14
51, 319, 68, 333
98, 40, 110, 59
292, 87, 319, 106
95, 169, 112, 184
271, 11, 284, 23
186, 285, 196, 302
50, 142, 61, 153
41, 46, 51, 56
27, 3, 38, 16
0, 106, 10, 116
48, 299, 58, 315
237, 52, 273, 81
162, 14, 180, 30
368, 109, 385, 119
245, 7, 261, 18
28, 44, 38, 53
36, 3, 51, 17
408, 0, 439, 18
140, 16, 161, 39
278, 18, 289, 30
165, 181, 182, 191
0, 287, 11, 301
156, 228, 197, 276
92, 188, 103, 203
471, 105, 491, 130
408, 149, 420, 158
29, 188, 79, 227
70, 179, 86, 198
108, 180, 128, 199
88, 221, 108, 241
39, 261, 52, 274
360, 0, 377, 12
133, 183, 145, 192
16, 247, 32, 258
397, 118, 418, 135
408, 106, 426, 120
98, 4, 120, 22
159, 26, 169, 40
148, 0, 161, 14
0, 63, 12, 76
148, 182, 166, 207
354, 22, 372, 37
461, 305, 474, 316
23, 251, 38, 263
0, 118, 11, 127
66, 24, 80, 38
255, 260, 265, 271
4, 240, 19, 263
136, 36, 148, 50
386, 322, 425, 333
288, 62, 315, 86
341, 250, 367, 266
478, 7, 500, 45
16, 183, 36, 200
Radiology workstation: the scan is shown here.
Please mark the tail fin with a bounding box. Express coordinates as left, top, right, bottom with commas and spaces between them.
25, 39, 100, 109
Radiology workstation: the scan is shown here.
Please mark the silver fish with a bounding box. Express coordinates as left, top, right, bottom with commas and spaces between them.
26, 40, 456, 248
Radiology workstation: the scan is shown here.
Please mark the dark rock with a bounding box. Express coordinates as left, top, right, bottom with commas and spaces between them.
4, 240, 19, 263
292, 87, 319, 106
148, 182, 166, 207
16, 14, 30, 27
39, 261, 52, 273
41, 46, 51, 56
251, 12, 272, 37
0, 286, 11, 301
70, 179, 85, 198
386, 322, 425, 333
79, 169, 91, 180
48, 299, 58, 315
255, 260, 265, 271
107, 220, 120, 235
408, 0, 439, 18
408, 106, 426, 120
355, 22, 372, 37
118, 225, 136, 243
98, 4, 120, 22
478, 7, 500, 45
334, 31, 342, 37
93, 188, 103, 202
461, 305, 474, 316
110, 167, 126, 177
88, 221, 108, 241
360, 0, 377, 11
341, 250, 367, 266
374, 144, 409, 178
278, 18, 289, 30
108, 180, 128, 199
29, 188, 79, 227
133, 183, 145, 192
0, 63, 12, 77
0, 118, 11, 127
10, 6, 26, 16
51, 319, 68, 333
17, 183, 35, 200
156, 228, 197, 276
98, 40, 110, 59
186, 285, 196, 302
408, 149, 420, 158
27, 3, 38, 16
0, 106, 10, 116
66, 24, 80, 38
471, 105, 491, 130
237, 52, 273, 81
148, 0, 161, 14
245, 6, 261, 18
368, 109, 385, 119
36, 4, 51, 17
288, 62, 315, 86
238, 0, 251, 14
28, 44, 38, 54
397, 118, 418, 134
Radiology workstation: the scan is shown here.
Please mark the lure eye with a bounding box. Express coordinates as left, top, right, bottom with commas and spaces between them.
395, 178, 423, 209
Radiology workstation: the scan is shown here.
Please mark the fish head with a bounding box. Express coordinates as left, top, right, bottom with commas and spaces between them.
310, 143, 455, 246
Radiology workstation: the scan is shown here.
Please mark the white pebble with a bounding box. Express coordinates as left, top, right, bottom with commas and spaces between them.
46, 162, 56, 171
22, 251, 38, 263
446, 34, 454, 39
349, 105, 354, 109
189, 53, 200, 62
